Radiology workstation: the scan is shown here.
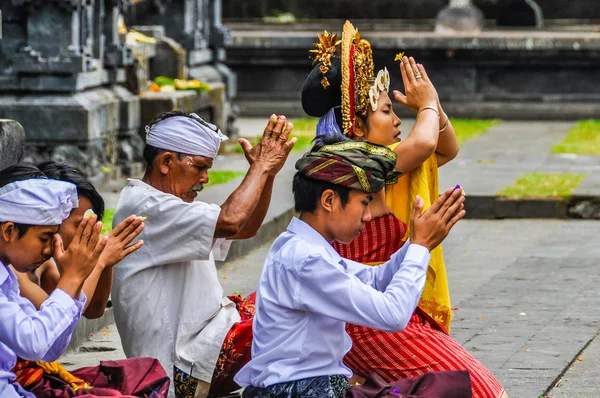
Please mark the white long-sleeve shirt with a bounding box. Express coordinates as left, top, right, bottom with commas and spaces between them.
0, 261, 85, 398
235, 217, 431, 388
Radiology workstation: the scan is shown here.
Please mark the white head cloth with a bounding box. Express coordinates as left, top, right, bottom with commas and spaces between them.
0, 179, 79, 225
145, 114, 228, 159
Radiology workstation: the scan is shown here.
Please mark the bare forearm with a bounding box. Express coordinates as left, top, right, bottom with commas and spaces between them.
435, 105, 459, 167
82, 265, 112, 319
215, 164, 270, 238
13, 268, 49, 310
231, 175, 274, 239
395, 111, 439, 173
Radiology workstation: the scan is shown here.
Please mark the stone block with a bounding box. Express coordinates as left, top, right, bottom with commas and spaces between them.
568, 198, 600, 219
140, 85, 225, 135
0, 88, 121, 144
0, 119, 25, 170
149, 37, 186, 80
516, 199, 567, 218
463, 195, 495, 219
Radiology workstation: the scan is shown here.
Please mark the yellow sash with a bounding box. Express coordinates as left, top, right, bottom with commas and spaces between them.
385, 143, 453, 329
36, 361, 92, 391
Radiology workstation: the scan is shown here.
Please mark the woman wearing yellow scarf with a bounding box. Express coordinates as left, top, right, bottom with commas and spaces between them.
302, 21, 507, 398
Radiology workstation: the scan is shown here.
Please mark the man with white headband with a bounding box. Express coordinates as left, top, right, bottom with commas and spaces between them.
111, 110, 296, 398
0, 165, 107, 398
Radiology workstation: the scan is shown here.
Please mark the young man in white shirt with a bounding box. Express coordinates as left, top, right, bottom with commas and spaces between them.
235, 136, 472, 398
0, 165, 106, 398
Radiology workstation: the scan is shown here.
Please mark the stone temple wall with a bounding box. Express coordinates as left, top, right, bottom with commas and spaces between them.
0, 119, 25, 171
223, 0, 600, 21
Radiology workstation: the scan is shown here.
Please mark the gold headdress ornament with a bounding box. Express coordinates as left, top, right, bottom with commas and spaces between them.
340, 21, 389, 137
309, 30, 341, 89
307, 21, 391, 137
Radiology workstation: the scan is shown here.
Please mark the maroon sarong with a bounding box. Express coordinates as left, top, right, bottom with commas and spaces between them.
347, 371, 472, 398
20, 358, 169, 397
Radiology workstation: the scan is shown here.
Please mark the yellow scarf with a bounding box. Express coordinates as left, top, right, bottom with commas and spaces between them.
36, 361, 92, 390
385, 143, 453, 330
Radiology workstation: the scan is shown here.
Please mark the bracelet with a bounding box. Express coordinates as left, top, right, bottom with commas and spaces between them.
439, 114, 449, 132
416, 105, 440, 120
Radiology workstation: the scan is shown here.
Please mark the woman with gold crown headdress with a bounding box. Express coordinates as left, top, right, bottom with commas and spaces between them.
302, 21, 506, 398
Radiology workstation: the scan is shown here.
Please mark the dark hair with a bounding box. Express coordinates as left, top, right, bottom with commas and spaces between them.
293, 172, 351, 213
143, 110, 191, 168
37, 161, 105, 221
301, 58, 343, 118
0, 164, 46, 237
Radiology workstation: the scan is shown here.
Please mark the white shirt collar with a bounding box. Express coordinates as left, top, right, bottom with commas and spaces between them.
287, 217, 344, 264
0, 260, 12, 286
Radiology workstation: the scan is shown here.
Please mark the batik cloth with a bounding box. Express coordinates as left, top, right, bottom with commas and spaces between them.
295, 141, 400, 193
242, 375, 350, 398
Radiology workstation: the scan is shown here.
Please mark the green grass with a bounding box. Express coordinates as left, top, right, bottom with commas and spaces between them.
231, 117, 497, 154
290, 117, 318, 134
451, 118, 499, 146
101, 208, 115, 235
497, 172, 586, 199
231, 118, 318, 154
208, 170, 245, 185
551, 120, 600, 155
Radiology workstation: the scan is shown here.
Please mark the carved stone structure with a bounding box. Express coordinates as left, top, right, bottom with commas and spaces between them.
223, 0, 600, 21
125, 0, 238, 135
435, 0, 485, 33
0, 119, 25, 170
226, 25, 600, 119
0, 0, 142, 178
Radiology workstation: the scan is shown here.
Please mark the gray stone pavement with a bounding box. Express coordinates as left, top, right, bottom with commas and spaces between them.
60, 219, 600, 397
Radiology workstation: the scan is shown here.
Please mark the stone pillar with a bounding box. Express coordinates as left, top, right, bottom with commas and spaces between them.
0, 0, 142, 179
435, 0, 485, 33
125, 0, 237, 136
0, 119, 25, 170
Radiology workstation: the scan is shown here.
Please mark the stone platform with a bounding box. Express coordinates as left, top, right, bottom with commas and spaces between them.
225, 23, 600, 119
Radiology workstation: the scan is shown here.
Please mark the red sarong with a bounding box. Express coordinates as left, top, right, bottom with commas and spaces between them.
208, 293, 256, 397
333, 214, 505, 398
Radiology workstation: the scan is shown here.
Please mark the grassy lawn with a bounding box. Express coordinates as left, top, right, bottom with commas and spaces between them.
551, 120, 600, 155
231, 117, 498, 153
101, 208, 115, 235
100, 170, 243, 233
451, 118, 499, 146
208, 170, 245, 185
232, 117, 318, 154
497, 172, 586, 200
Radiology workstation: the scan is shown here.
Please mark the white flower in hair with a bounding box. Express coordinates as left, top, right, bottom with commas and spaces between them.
369, 67, 390, 112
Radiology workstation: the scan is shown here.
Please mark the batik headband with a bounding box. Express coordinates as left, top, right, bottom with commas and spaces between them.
295, 141, 401, 193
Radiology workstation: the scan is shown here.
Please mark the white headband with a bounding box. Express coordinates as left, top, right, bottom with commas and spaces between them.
0, 179, 79, 225
146, 114, 228, 159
